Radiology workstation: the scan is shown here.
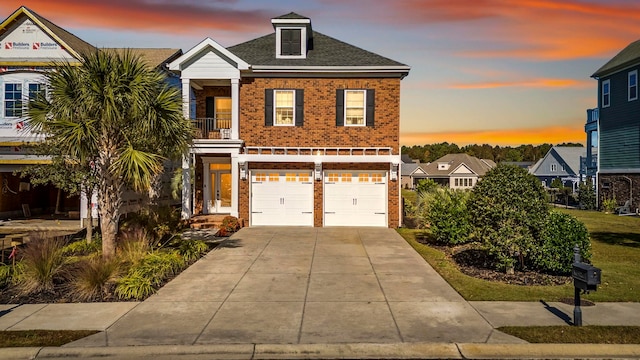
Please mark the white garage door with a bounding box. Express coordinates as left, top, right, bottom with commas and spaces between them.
251, 170, 314, 226
324, 171, 387, 227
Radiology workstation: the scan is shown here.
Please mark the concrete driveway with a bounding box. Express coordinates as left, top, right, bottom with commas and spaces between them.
72, 227, 509, 346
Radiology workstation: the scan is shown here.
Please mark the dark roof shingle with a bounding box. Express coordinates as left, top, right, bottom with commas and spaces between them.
228, 31, 408, 68
592, 39, 640, 78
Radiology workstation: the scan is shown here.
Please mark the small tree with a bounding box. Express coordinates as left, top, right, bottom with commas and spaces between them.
533, 211, 591, 274
422, 187, 472, 245
578, 179, 596, 210
468, 164, 549, 273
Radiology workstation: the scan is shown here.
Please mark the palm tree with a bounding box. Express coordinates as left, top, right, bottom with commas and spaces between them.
27, 49, 191, 259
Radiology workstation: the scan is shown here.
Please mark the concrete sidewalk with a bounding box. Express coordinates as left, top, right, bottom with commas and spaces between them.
1, 227, 640, 359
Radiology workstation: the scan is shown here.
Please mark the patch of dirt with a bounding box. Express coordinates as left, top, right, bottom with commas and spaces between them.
417, 236, 572, 286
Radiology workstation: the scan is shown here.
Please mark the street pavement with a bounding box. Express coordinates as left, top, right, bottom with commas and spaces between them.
1, 227, 640, 359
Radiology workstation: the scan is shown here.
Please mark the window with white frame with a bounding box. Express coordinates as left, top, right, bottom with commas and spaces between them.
28, 83, 46, 103
274, 90, 295, 126
4, 83, 22, 117
345, 90, 365, 126
602, 79, 610, 107
629, 70, 638, 101
551, 164, 557, 172
275, 27, 306, 59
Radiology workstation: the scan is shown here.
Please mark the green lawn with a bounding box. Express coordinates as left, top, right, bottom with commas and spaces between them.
498, 326, 640, 344
398, 209, 640, 302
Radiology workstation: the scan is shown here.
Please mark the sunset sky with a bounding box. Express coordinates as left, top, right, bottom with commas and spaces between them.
2, 0, 640, 146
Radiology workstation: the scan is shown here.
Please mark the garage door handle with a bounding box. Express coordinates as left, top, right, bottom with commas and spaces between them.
302, 212, 312, 214
252, 211, 263, 214
325, 212, 336, 214
374, 212, 386, 215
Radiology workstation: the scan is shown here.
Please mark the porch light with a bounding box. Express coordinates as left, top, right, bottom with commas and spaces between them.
314, 162, 322, 181
390, 163, 399, 181
239, 161, 247, 180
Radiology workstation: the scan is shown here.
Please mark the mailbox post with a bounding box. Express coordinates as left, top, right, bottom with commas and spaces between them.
571, 245, 601, 326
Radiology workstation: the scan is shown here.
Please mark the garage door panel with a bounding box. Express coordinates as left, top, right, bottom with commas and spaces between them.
324, 171, 387, 227
251, 171, 313, 226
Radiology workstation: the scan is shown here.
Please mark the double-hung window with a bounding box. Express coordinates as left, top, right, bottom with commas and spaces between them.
629, 70, 638, 101
345, 90, 365, 126
551, 164, 557, 172
336, 89, 375, 127
265, 89, 304, 126
4, 83, 22, 117
602, 79, 610, 108
274, 90, 295, 126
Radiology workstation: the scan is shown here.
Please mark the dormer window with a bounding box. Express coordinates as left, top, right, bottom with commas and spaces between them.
438, 163, 450, 171
276, 27, 306, 59
272, 13, 311, 59
281, 29, 302, 56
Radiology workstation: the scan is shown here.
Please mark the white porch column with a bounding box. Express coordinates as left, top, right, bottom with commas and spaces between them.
181, 154, 192, 220
231, 78, 240, 140
181, 78, 191, 120
231, 153, 240, 218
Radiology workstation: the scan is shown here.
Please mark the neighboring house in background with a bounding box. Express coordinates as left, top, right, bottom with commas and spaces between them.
401, 162, 428, 189
0, 6, 181, 219
502, 161, 535, 170
421, 153, 495, 189
528, 146, 585, 192
169, 13, 410, 227
591, 39, 640, 212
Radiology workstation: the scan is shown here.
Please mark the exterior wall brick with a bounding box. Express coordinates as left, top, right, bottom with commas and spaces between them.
238, 77, 400, 153
598, 173, 640, 212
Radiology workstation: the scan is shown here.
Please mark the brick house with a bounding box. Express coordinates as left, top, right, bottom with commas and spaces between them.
591, 39, 640, 212
169, 13, 410, 227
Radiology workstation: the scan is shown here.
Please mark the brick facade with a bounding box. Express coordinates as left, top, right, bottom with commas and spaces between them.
598, 173, 640, 213
238, 77, 400, 152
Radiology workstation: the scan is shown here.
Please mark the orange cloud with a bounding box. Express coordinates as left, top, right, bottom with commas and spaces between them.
0, 0, 272, 34
401, 126, 586, 146
450, 78, 593, 89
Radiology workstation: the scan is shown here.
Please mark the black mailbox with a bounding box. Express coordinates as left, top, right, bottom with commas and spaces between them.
572, 262, 601, 291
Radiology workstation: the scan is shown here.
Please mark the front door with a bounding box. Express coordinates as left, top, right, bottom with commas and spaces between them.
207, 162, 232, 214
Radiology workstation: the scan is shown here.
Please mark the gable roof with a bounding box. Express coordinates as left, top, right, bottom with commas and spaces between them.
168, 37, 250, 72
227, 31, 409, 73
422, 153, 495, 177
273, 12, 310, 20
0, 6, 95, 60
592, 39, 640, 78
401, 163, 427, 176
529, 146, 585, 175
104, 48, 182, 69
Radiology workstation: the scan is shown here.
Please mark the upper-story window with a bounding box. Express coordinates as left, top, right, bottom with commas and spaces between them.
264, 89, 304, 126
345, 90, 365, 126
275, 27, 306, 59
275, 90, 295, 126
551, 164, 557, 172
602, 79, 610, 108
4, 83, 22, 117
336, 89, 375, 127
629, 70, 638, 101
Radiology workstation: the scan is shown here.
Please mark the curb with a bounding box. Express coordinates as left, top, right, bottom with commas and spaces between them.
2, 343, 640, 360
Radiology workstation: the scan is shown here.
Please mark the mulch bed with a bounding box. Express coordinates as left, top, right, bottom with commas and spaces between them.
416, 235, 572, 286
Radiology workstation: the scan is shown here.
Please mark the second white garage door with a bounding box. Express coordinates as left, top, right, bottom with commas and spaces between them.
251, 170, 314, 226
324, 171, 387, 227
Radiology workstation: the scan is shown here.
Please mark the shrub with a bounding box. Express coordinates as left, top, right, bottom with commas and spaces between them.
178, 240, 209, 262
578, 180, 597, 210
62, 236, 101, 256
116, 250, 185, 300
221, 216, 240, 233
416, 178, 439, 195
121, 206, 182, 241
468, 164, 549, 273
602, 197, 616, 213
0, 264, 12, 287
533, 211, 591, 274
422, 187, 472, 245
15, 234, 68, 294
69, 255, 120, 301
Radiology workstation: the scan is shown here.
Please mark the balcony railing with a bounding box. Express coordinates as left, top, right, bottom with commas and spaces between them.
192, 117, 232, 139
587, 108, 599, 123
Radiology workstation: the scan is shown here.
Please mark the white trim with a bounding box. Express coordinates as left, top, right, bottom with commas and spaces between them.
168, 37, 249, 71
629, 70, 638, 101
271, 18, 311, 25
239, 154, 399, 164
273, 89, 296, 126
602, 79, 610, 108
275, 27, 307, 59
